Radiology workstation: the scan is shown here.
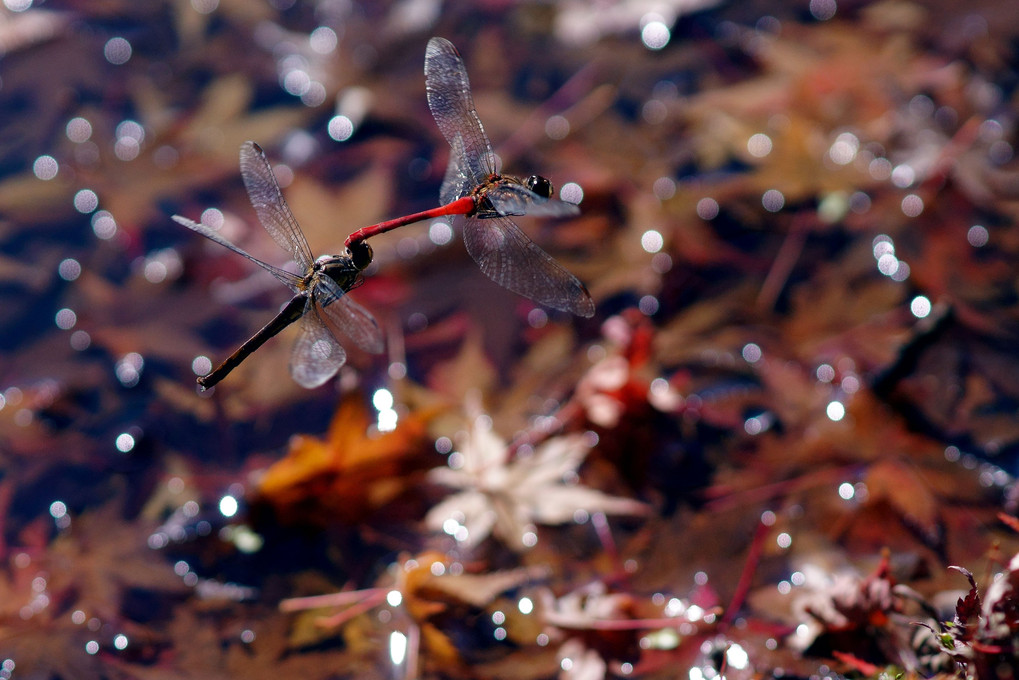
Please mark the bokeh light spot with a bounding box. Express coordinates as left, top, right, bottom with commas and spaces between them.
869, 157, 892, 180
75, 190, 99, 214
66, 117, 93, 142
390, 631, 408, 666
810, 0, 837, 20
557, 182, 583, 205
192, 356, 212, 376
910, 295, 931, 318
891, 164, 915, 188
641, 229, 663, 253
428, 220, 453, 246
742, 343, 762, 363
309, 26, 337, 54
59, 258, 82, 281
828, 132, 858, 164
653, 176, 676, 200
55, 308, 77, 330
115, 433, 136, 453
876, 253, 899, 276
191, 0, 219, 13
638, 295, 660, 316
696, 197, 719, 219
327, 115, 354, 141
49, 501, 67, 519
641, 20, 671, 50
527, 308, 548, 328
747, 133, 772, 158
967, 225, 988, 247
762, 189, 785, 212
70, 330, 91, 351
901, 194, 924, 217
115, 352, 144, 387
104, 37, 132, 65
219, 495, 238, 517
33, 155, 58, 180
372, 388, 394, 411
545, 115, 570, 140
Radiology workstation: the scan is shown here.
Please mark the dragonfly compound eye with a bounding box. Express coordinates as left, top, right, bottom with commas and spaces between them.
349, 241, 373, 270
525, 175, 554, 199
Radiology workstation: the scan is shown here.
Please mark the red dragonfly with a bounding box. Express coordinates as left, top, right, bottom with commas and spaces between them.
174, 141, 384, 390
345, 36, 595, 318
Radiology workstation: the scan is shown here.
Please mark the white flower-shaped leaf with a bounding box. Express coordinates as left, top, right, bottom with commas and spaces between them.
425, 416, 647, 550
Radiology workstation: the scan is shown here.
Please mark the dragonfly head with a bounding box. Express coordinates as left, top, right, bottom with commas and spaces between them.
348, 241, 374, 271
525, 175, 554, 199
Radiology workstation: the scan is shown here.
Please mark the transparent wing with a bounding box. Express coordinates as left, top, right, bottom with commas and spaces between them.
172, 215, 302, 291
462, 216, 595, 317
290, 298, 347, 389
314, 277, 385, 354
439, 133, 476, 206
239, 141, 316, 271
425, 37, 498, 183
484, 183, 581, 219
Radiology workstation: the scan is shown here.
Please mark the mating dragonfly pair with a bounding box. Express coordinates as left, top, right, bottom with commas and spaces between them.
174, 37, 594, 391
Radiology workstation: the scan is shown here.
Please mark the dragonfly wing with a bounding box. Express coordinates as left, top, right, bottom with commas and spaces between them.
315, 277, 385, 354
462, 216, 595, 317
239, 141, 316, 272
439, 133, 476, 206
172, 215, 302, 291
290, 297, 347, 389
485, 184, 581, 219
425, 37, 498, 182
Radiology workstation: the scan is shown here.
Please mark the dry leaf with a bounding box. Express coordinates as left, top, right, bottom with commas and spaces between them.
254, 395, 434, 526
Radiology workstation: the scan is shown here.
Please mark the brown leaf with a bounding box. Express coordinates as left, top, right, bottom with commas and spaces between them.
864, 459, 940, 537
254, 395, 435, 526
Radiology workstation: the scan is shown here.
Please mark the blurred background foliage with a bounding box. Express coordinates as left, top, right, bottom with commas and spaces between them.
2, 0, 1019, 677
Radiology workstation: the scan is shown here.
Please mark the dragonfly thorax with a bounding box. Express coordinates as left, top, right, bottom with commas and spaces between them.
313, 256, 361, 291
311, 240, 373, 292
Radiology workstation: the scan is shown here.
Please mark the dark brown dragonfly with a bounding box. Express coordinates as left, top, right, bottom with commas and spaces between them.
173, 141, 383, 390
345, 37, 594, 317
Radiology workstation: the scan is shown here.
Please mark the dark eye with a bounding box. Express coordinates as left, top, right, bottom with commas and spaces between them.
525, 175, 554, 199
349, 241, 373, 270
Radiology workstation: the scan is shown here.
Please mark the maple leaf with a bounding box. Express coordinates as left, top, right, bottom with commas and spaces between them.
253, 395, 435, 526
44, 502, 187, 621
0, 501, 185, 680
425, 417, 648, 550
280, 551, 545, 675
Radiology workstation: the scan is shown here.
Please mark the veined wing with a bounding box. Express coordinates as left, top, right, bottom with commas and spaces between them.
314, 276, 384, 354
290, 298, 347, 389
462, 215, 595, 317
239, 141, 316, 271
425, 37, 498, 184
484, 183, 581, 219
171, 215, 303, 291
439, 133, 476, 207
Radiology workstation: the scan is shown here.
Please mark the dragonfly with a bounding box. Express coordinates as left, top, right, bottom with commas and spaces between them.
173, 141, 384, 390
345, 36, 595, 318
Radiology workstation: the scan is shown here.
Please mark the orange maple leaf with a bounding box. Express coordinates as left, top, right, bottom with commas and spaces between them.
255, 395, 436, 526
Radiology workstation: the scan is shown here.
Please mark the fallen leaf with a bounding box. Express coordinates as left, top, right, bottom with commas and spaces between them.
254, 395, 436, 526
